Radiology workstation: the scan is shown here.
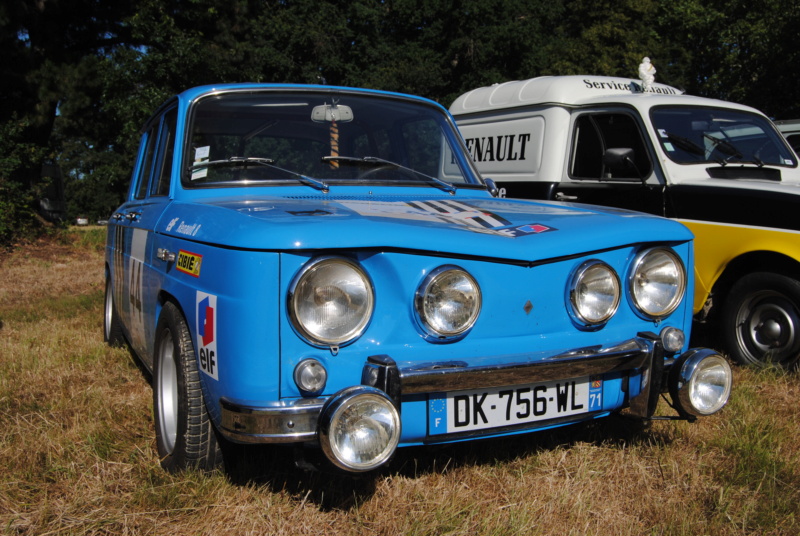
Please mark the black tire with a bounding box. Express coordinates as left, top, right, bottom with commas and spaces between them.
104, 276, 125, 347
721, 273, 800, 368
153, 301, 223, 472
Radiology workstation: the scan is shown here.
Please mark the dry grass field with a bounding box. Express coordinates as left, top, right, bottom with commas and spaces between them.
1, 228, 799, 535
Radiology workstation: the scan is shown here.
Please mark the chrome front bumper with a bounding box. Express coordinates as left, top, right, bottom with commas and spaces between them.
219, 333, 674, 444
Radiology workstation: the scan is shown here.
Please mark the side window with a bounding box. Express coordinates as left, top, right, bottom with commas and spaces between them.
785, 133, 800, 156
571, 116, 603, 178
152, 108, 178, 196
135, 126, 158, 199
570, 113, 652, 180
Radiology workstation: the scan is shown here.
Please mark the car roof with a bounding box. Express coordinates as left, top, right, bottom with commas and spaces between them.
450, 75, 762, 116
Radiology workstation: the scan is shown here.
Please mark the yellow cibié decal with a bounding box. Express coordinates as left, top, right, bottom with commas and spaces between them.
176, 250, 202, 277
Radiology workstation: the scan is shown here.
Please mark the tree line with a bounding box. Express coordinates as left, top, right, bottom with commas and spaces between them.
1, 0, 798, 245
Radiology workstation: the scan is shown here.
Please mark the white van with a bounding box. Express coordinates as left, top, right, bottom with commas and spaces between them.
775, 119, 800, 154
451, 75, 800, 368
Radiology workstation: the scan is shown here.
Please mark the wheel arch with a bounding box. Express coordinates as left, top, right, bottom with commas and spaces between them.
156, 289, 184, 328
707, 250, 800, 319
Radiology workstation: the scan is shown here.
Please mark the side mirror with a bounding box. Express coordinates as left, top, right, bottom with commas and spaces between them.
602, 147, 635, 169
602, 147, 645, 185
484, 178, 500, 197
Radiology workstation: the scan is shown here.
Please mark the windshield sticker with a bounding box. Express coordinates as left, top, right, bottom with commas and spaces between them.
192, 146, 210, 180
197, 291, 218, 380
338, 199, 554, 238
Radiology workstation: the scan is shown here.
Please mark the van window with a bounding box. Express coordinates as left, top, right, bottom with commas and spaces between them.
570, 113, 652, 180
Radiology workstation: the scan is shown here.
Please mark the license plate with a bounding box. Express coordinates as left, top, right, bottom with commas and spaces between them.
428, 376, 603, 435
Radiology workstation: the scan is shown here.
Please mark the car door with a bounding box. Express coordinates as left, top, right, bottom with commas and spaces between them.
110, 105, 178, 366
550, 109, 668, 217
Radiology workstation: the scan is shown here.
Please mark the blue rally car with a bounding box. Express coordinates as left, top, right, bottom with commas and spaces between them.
104, 84, 732, 473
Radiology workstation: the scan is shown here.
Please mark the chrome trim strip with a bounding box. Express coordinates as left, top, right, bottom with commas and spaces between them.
219, 397, 324, 444
398, 338, 650, 394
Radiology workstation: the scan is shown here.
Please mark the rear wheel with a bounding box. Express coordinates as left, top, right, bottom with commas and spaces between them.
721, 273, 800, 368
154, 301, 223, 472
103, 276, 125, 347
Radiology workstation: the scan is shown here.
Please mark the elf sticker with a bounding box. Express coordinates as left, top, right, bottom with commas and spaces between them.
196, 291, 218, 380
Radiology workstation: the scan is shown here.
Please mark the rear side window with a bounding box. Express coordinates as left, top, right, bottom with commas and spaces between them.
152, 108, 178, 196
132, 106, 179, 199
134, 127, 158, 199
570, 113, 652, 180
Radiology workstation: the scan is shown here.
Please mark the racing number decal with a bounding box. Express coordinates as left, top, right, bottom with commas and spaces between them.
112, 224, 127, 311
127, 229, 148, 353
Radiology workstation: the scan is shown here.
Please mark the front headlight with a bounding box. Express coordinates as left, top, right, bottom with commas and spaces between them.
415, 265, 481, 341
288, 257, 374, 347
629, 248, 686, 318
568, 260, 620, 327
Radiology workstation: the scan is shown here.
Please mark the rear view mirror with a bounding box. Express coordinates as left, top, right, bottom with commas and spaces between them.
312, 104, 353, 122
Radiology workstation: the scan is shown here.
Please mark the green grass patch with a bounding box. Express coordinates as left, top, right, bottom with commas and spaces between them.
0, 288, 102, 322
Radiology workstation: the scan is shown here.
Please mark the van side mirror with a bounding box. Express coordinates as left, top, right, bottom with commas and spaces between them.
602, 147, 635, 169
602, 147, 645, 184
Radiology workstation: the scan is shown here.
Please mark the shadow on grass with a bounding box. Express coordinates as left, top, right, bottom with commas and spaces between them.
218, 411, 676, 512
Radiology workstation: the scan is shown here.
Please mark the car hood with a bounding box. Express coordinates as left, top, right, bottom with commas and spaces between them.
157, 193, 692, 262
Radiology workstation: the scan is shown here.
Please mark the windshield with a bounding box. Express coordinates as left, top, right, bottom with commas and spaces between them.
651, 106, 796, 167
184, 90, 477, 188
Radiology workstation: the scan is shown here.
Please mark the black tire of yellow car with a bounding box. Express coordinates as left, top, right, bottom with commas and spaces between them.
153, 301, 223, 472
104, 276, 125, 347
721, 272, 800, 369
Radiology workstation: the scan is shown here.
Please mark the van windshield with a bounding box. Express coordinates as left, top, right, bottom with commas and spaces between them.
184, 91, 477, 189
651, 106, 796, 167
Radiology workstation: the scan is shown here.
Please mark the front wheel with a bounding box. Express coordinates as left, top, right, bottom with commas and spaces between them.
721, 273, 800, 368
153, 301, 223, 472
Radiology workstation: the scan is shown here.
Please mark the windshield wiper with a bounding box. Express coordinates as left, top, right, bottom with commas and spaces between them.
322, 155, 457, 194
663, 132, 715, 162
188, 157, 329, 192
703, 134, 765, 167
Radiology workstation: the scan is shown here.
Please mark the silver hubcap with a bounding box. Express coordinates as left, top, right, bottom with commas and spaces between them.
157, 331, 179, 453
736, 290, 800, 363
104, 280, 113, 339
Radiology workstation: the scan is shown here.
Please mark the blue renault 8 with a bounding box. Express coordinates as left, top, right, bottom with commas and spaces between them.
104, 84, 732, 473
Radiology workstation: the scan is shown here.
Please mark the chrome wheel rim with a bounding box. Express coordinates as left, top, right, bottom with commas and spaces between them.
104, 279, 113, 340
156, 331, 179, 453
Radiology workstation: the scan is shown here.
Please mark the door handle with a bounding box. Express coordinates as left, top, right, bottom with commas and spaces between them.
156, 248, 176, 262
555, 192, 578, 201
